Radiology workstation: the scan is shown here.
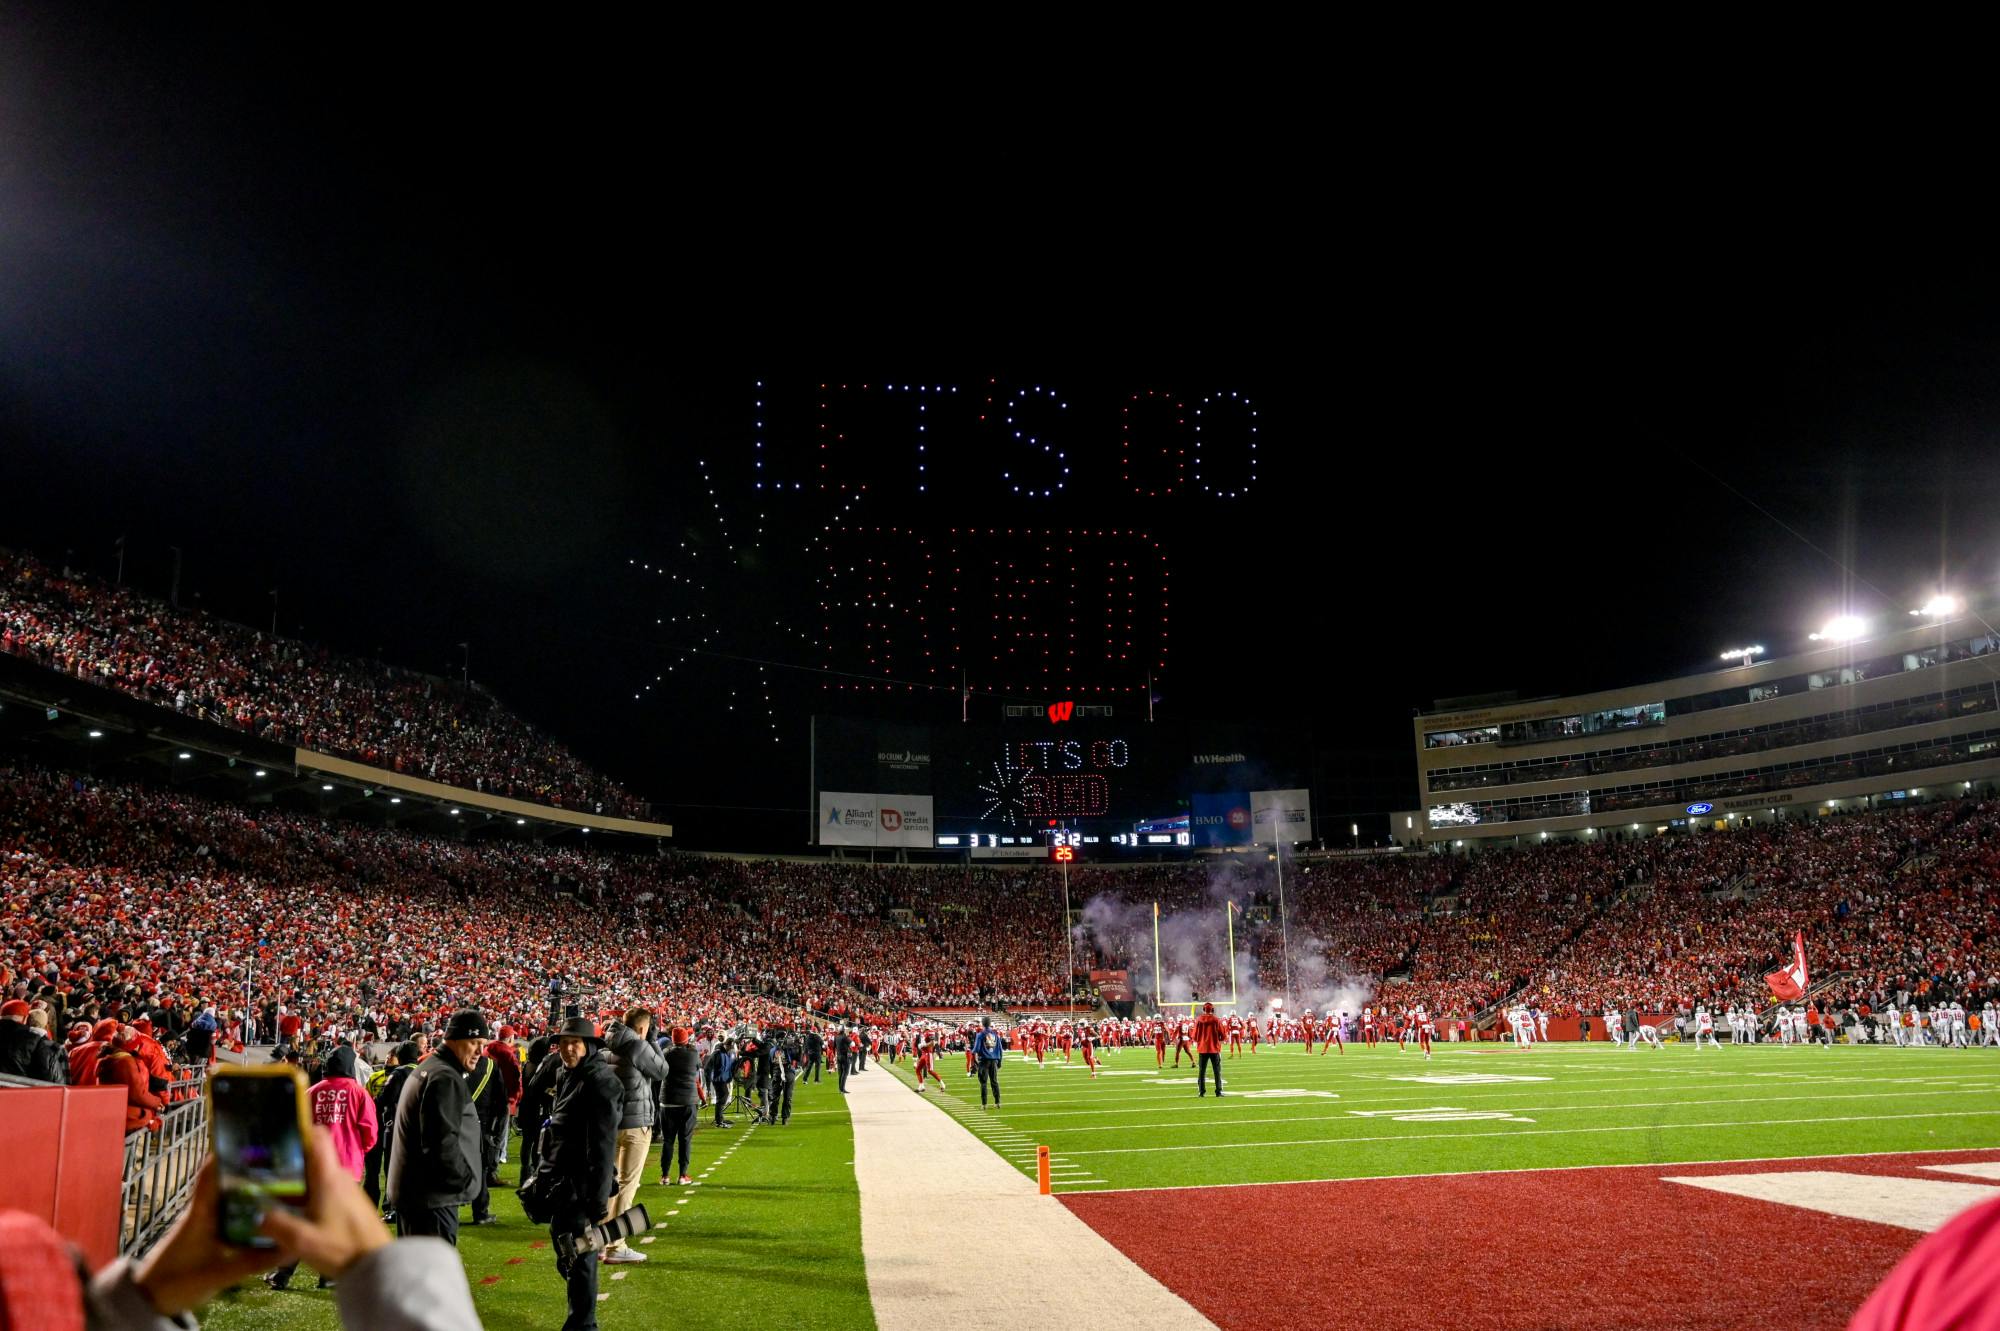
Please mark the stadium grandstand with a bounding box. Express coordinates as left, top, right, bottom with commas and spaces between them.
0, 546, 670, 837
1408, 606, 2000, 848
5, 568, 1999, 1331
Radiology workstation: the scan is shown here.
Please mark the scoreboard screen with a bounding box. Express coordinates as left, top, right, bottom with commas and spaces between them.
929, 723, 1184, 835
811, 716, 1306, 846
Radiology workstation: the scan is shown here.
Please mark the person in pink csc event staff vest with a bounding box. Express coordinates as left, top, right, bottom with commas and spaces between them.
266, 1044, 378, 1291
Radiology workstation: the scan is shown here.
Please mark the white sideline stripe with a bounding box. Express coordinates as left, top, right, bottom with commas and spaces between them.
1922, 1162, 2000, 1181
1060, 1109, 2000, 1156
849, 1050, 1215, 1330
983, 1071, 2000, 1118
1017, 1086, 2000, 1136
1066, 1146, 2000, 1196
1663, 1171, 2000, 1232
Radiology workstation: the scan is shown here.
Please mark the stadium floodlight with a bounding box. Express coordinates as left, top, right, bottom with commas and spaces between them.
389, 797, 401, 804
1808, 615, 1867, 643
253, 769, 267, 777
87, 730, 103, 738
449, 808, 460, 816
1719, 645, 1765, 663
1911, 594, 1960, 618
321, 784, 334, 792
177, 751, 192, 760
515, 818, 526, 825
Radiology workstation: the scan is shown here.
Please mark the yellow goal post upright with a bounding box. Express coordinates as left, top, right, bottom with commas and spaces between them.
1150, 898, 1242, 1016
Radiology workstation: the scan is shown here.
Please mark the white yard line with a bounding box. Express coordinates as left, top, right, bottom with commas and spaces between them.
1015, 1086, 2000, 1136
848, 1063, 1216, 1331
1062, 1108, 2000, 1156
1068, 1144, 2000, 1196
981, 1071, 1998, 1119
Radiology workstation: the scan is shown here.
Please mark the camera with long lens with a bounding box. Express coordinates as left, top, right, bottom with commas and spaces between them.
553, 1205, 651, 1273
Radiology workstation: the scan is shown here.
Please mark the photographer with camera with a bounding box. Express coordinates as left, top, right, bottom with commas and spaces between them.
600, 1007, 667, 1265
521, 1016, 624, 1331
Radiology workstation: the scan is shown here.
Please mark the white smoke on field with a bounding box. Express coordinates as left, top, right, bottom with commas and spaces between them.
1072, 860, 1378, 1018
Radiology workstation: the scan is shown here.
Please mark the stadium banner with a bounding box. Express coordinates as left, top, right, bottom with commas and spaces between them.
819, 791, 880, 846
877, 794, 934, 847
818, 792, 935, 846
1250, 787, 1313, 843
1191, 792, 1253, 846
1090, 969, 1133, 1002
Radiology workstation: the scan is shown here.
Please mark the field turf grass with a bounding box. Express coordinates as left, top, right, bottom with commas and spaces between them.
199, 1074, 874, 1331
886, 1039, 2000, 1331
883, 1038, 2000, 1192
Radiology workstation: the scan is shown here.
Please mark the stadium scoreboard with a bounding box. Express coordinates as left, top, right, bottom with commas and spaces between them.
811, 715, 1309, 850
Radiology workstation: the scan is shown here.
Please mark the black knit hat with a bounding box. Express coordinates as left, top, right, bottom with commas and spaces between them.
444, 1009, 491, 1041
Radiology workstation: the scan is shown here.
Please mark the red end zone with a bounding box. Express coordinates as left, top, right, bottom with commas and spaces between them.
1062, 1149, 2000, 1331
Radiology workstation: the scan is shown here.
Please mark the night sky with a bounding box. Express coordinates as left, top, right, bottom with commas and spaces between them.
7, 13, 2000, 846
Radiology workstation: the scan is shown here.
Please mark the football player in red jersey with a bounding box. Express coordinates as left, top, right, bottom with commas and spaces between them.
1152, 1018, 1169, 1068
913, 1032, 947, 1092
1172, 1018, 1194, 1067
1080, 1025, 1100, 1078
1247, 1017, 1260, 1053
1320, 1012, 1344, 1056
1058, 1022, 1073, 1063
1227, 1013, 1243, 1056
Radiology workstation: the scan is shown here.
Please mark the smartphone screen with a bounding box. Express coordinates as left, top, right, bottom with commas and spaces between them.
212, 1073, 308, 1248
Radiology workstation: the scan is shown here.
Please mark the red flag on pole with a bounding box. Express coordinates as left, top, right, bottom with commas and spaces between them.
1765, 930, 1809, 1000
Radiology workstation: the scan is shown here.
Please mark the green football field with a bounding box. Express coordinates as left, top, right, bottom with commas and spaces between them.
885, 1040, 2000, 1192
198, 1074, 875, 1331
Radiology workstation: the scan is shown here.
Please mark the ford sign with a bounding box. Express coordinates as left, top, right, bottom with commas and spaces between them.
1686, 802, 1714, 816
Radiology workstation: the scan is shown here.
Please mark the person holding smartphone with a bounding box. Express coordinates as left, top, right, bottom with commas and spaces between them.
386, 1010, 489, 1245
78, 1127, 484, 1330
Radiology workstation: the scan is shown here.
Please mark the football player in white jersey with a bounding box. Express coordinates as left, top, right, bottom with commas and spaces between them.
1883, 1002, 1904, 1046
1773, 1005, 1792, 1045
1982, 1003, 1999, 1047
1951, 1002, 1969, 1049
1692, 1005, 1720, 1049
1629, 1018, 1663, 1050
1603, 1006, 1624, 1045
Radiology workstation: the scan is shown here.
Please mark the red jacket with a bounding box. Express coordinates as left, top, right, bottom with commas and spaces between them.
485, 1039, 523, 1111
1193, 1012, 1225, 1055
96, 1048, 164, 1131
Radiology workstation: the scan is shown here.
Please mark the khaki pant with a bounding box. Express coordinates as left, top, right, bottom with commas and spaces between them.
603, 1127, 650, 1252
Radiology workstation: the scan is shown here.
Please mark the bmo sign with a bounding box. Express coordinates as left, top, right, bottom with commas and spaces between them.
818, 792, 935, 847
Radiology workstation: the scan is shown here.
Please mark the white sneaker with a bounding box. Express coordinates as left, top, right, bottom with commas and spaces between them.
602, 1248, 649, 1264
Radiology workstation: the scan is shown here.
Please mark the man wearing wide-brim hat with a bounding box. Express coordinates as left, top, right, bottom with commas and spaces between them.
387, 1008, 489, 1245
534, 1016, 624, 1331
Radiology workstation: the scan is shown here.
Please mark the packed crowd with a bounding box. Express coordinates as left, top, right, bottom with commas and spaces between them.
0, 546, 646, 817
5, 759, 1999, 1085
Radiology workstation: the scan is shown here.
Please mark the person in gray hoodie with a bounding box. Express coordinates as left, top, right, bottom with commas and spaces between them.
598, 1008, 666, 1265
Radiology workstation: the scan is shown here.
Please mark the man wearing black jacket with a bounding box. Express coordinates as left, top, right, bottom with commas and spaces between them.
520, 1025, 560, 1178
387, 1009, 487, 1245
534, 1016, 623, 1331
833, 1026, 853, 1093
656, 1026, 701, 1186
466, 1042, 510, 1225
367, 1040, 422, 1214
0, 1000, 64, 1083
802, 1027, 823, 1082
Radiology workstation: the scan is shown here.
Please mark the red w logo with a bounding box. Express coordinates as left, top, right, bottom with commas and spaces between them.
1047, 700, 1074, 723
